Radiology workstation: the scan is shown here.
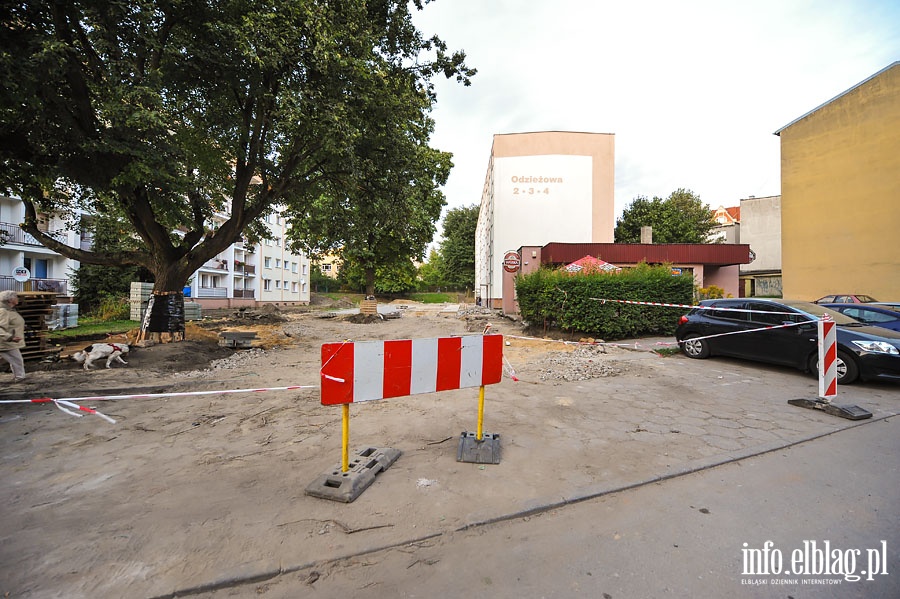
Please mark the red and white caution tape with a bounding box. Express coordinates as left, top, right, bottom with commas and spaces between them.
54, 399, 117, 424
0, 385, 319, 424
590, 297, 798, 315
504, 334, 667, 352
503, 356, 519, 382
676, 319, 810, 344
1, 397, 117, 424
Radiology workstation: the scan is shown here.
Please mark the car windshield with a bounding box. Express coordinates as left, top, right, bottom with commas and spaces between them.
780, 300, 862, 325
857, 295, 878, 303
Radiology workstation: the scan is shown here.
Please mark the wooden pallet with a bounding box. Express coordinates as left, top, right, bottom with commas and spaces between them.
15, 292, 60, 362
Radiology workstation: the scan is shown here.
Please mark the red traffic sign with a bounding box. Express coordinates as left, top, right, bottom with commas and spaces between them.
502, 251, 521, 273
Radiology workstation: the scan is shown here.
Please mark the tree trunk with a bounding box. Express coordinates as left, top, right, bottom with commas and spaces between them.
138, 260, 196, 343
364, 267, 376, 297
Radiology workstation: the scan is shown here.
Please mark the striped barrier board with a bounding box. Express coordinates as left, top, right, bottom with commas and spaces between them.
817, 317, 837, 399
788, 316, 871, 421
320, 335, 504, 405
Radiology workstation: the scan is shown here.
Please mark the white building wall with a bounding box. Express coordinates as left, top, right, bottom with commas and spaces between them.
257, 211, 311, 304
739, 196, 782, 274
0, 195, 81, 296
477, 154, 593, 303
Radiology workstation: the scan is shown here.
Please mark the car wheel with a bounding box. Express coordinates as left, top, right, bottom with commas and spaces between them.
808, 350, 860, 385
681, 334, 709, 359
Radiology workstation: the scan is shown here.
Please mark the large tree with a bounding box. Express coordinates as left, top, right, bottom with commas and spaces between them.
286, 50, 453, 296
614, 188, 716, 243
437, 203, 477, 290
0, 1, 472, 328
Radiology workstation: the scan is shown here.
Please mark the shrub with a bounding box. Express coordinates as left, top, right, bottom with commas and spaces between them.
697, 285, 727, 300
515, 263, 694, 339
95, 295, 130, 321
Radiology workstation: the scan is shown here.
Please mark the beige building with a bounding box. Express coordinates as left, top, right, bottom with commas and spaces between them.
775, 62, 900, 301
475, 131, 615, 308
738, 195, 782, 298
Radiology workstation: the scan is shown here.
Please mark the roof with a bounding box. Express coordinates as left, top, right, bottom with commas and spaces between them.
539, 243, 754, 267
711, 206, 740, 224
774, 61, 899, 135
564, 255, 620, 273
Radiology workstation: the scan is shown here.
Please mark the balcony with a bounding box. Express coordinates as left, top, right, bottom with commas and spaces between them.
202, 259, 230, 271
0, 221, 68, 246
233, 263, 255, 275
233, 289, 255, 298
195, 286, 228, 298
0, 275, 68, 295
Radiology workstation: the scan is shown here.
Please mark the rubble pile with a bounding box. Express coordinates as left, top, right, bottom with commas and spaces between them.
530, 345, 626, 381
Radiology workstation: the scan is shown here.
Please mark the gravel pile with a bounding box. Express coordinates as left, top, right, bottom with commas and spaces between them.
529, 345, 626, 381
175, 348, 270, 377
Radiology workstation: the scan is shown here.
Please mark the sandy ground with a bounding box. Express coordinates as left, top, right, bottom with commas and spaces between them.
1, 301, 897, 598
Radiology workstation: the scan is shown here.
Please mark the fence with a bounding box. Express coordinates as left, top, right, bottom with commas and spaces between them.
0, 275, 68, 295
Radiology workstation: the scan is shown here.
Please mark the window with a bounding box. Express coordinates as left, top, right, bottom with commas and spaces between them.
264, 257, 271, 268
275, 258, 281, 269
292, 262, 298, 273
322, 264, 332, 273
301, 264, 307, 275
709, 301, 748, 322
275, 280, 281, 289
291, 282, 298, 292
747, 302, 788, 326
263, 279, 272, 291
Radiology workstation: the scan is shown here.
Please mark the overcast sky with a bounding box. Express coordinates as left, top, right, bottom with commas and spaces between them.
412, 0, 900, 241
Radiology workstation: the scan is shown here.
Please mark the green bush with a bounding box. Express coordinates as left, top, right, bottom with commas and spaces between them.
95, 295, 130, 321
515, 263, 694, 339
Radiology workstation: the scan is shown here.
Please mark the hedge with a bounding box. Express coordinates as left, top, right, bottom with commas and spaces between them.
515, 263, 695, 339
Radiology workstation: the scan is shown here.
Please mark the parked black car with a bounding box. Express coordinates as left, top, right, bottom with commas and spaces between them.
675, 299, 900, 384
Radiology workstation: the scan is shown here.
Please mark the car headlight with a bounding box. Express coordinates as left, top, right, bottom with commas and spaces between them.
851, 340, 900, 355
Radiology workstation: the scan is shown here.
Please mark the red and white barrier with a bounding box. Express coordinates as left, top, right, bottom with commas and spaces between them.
320, 335, 504, 405
818, 317, 837, 399
591, 297, 797, 315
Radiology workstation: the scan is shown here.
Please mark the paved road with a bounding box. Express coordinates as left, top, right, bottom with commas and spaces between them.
206, 416, 899, 598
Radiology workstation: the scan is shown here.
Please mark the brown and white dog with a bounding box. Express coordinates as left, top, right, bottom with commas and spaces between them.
72, 343, 130, 370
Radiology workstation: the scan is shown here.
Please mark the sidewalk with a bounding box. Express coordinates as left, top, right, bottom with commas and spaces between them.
213, 415, 899, 598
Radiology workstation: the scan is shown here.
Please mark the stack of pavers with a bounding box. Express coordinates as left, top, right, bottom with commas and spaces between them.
16, 292, 59, 362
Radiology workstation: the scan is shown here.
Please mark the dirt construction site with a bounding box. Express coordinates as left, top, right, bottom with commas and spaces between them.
1, 301, 898, 598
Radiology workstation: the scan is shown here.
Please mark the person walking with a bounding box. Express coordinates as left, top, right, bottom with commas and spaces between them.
0, 290, 27, 382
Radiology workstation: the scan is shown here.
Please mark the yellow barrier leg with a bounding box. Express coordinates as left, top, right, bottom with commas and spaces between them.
477, 385, 485, 441
342, 403, 350, 473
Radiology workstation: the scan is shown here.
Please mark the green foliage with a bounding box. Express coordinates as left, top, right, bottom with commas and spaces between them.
614, 189, 717, 243
437, 204, 478, 290
416, 250, 444, 291
341, 259, 419, 294
697, 285, 728, 300
48, 319, 138, 341
71, 217, 154, 313
409, 292, 455, 303
95, 296, 131, 321
1, 0, 474, 298
309, 266, 338, 293
515, 263, 694, 339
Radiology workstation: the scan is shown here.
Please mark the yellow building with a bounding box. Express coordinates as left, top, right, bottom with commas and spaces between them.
775, 62, 900, 301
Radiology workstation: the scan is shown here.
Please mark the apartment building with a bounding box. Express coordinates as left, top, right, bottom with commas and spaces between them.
0, 195, 82, 297
1, 195, 310, 307
188, 209, 310, 307
475, 131, 616, 308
